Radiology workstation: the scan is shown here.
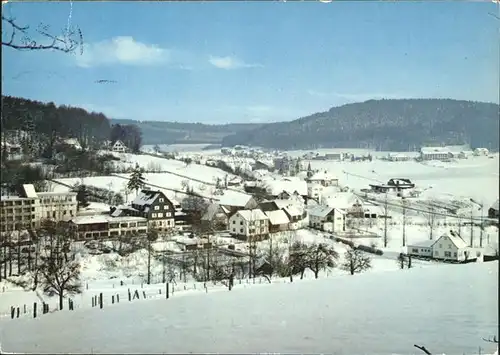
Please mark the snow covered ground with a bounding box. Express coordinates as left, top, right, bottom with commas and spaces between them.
0, 261, 497, 354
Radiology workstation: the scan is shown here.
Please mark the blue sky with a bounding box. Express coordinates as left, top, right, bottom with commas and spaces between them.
2, 1, 499, 124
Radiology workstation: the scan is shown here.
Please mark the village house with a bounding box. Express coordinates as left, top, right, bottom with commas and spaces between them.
217, 193, 258, 215
324, 153, 344, 161
407, 231, 471, 262
473, 148, 489, 156
307, 171, 339, 187
264, 209, 290, 233
228, 209, 269, 240
308, 205, 345, 233
369, 178, 416, 197
110, 139, 128, 153
386, 153, 415, 162
1, 142, 23, 160
488, 199, 499, 219
62, 138, 82, 150
420, 147, 452, 161
201, 203, 231, 230
128, 189, 176, 231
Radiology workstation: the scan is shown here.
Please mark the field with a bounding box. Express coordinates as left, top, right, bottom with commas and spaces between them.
0, 262, 497, 354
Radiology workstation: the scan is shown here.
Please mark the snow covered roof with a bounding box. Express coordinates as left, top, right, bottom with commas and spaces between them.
265, 210, 290, 225
308, 170, 338, 181
267, 179, 307, 196
132, 190, 160, 207
408, 239, 437, 248
218, 192, 254, 207
70, 215, 147, 225
201, 203, 229, 221
236, 209, 269, 221
443, 231, 468, 249
309, 205, 335, 218
283, 205, 302, 217
323, 193, 359, 209
421, 147, 450, 155
21, 184, 38, 198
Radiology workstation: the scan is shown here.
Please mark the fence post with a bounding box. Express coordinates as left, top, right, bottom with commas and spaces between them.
166, 283, 170, 299
142, 291, 147, 299
99, 293, 103, 309
16, 307, 20, 318
92, 297, 95, 307
24, 304, 27, 314
116, 294, 120, 303
10, 307, 14, 319
33, 302, 37, 318
128, 289, 132, 301
112, 295, 115, 304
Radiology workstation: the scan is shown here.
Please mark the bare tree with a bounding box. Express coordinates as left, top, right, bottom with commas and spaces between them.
40, 253, 82, 311
341, 248, 372, 275
289, 241, 309, 280
2, 13, 83, 53
425, 204, 437, 240
306, 243, 339, 279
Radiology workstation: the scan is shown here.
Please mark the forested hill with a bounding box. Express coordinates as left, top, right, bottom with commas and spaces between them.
221, 99, 500, 151
110, 118, 265, 145
2, 95, 111, 144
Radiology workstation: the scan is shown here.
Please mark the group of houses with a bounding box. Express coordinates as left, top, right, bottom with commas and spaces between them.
419, 145, 490, 161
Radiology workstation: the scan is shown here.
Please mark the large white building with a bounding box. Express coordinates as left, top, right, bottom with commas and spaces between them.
228, 209, 269, 240
407, 231, 473, 262
0, 184, 77, 234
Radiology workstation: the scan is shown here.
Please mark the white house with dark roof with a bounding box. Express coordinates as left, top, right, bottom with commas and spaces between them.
228, 209, 269, 240
110, 140, 127, 153
307, 171, 339, 187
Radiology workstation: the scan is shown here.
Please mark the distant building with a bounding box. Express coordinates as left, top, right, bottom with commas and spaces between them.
474, 148, 489, 156
110, 140, 128, 153
407, 231, 471, 262
488, 199, 499, 219
420, 147, 452, 161
69, 215, 148, 240
0, 184, 77, 234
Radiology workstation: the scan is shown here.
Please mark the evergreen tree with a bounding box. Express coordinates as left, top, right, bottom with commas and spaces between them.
127, 163, 146, 195
307, 162, 313, 178
76, 184, 90, 210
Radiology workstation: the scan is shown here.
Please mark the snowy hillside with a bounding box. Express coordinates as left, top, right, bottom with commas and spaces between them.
0, 262, 497, 354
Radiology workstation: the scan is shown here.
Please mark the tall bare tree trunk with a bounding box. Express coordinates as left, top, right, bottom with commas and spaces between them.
402, 199, 407, 247
383, 193, 389, 248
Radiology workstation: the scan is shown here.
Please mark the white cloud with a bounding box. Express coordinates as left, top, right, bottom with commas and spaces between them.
75, 36, 170, 68
208, 55, 262, 70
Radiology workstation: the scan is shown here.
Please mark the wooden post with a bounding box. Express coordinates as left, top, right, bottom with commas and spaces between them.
23, 304, 27, 314
10, 307, 14, 319
16, 307, 20, 318
116, 294, 120, 303
92, 297, 95, 307
166, 283, 170, 299
128, 289, 132, 301
33, 302, 37, 318
99, 293, 103, 309
112, 295, 115, 304
142, 291, 146, 299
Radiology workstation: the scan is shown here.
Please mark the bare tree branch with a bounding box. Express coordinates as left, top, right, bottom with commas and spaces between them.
2, 14, 83, 53
414, 344, 432, 355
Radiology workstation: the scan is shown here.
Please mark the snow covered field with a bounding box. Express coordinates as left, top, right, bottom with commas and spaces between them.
1, 262, 497, 354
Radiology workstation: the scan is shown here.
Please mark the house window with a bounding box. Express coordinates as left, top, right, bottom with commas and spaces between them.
157, 213, 163, 218
412, 248, 419, 253
444, 251, 452, 257
154, 206, 160, 210
152, 213, 157, 218
159, 198, 164, 202
232, 228, 236, 232
240, 229, 243, 233
434, 251, 438, 256
448, 244, 452, 249
439, 244, 442, 248
240, 221, 243, 225
232, 220, 235, 224
453, 252, 457, 257
165, 212, 171, 217
164, 205, 169, 210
